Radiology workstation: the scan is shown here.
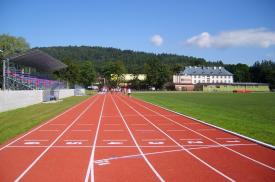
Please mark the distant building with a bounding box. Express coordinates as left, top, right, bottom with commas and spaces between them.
173, 66, 233, 91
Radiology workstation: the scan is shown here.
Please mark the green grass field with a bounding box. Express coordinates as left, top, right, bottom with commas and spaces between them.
133, 92, 275, 145
0, 96, 91, 145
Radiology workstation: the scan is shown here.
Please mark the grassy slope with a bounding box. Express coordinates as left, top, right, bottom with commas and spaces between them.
133, 92, 275, 145
0, 95, 91, 144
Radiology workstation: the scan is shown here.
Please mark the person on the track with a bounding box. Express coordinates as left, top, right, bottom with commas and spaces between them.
127, 88, 132, 97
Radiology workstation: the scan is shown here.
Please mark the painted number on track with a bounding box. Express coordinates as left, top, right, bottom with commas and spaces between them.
65, 141, 82, 145
187, 141, 203, 144
148, 141, 164, 145
24, 141, 40, 145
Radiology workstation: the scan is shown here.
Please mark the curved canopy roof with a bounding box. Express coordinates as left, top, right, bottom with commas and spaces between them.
8, 49, 67, 72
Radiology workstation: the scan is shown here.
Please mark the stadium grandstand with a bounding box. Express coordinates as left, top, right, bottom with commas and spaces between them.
2, 49, 67, 91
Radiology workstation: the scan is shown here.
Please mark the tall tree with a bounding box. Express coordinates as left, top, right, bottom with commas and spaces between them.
79, 61, 96, 87
54, 59, 80, 87
101, 61, 126, 87
145, 59, 170, 89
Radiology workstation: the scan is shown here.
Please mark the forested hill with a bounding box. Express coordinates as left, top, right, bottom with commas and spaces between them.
38, 46, 275, 89
38, 46, 223, 72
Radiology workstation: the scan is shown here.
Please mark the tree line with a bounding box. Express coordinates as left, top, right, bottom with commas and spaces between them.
1, 34, 275, 90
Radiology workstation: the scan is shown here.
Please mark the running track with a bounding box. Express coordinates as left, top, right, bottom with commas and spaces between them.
0, 93, 275, 181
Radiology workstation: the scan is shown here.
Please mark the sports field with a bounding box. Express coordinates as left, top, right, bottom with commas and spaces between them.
133, 92, 275, 145
0, 93, 274, 181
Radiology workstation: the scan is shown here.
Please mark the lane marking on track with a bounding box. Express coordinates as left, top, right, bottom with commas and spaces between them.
118, 96, 236, 182
24, 142, 40, 145
0, 95, 95, 152
196, 129, 216, 131
107, 141, 124, 145
78, 124, 94, 126
135, 130, 155, 132
166, 130, 185, 132
14, 95, 100, 182
226, 140, 240, 143
180, 139, 203, 141
85, 95, 106, 182
104, 130, 124, 132
187, 141, 204, 144
71, 129, 92, 132
39, 130, 59, 132
103, 139, 128, 141
65, 141, 83, 145
183, 123, 201, 125
216, 138, 239, 140
148, 141, 164, 145
111, 95, 165, 182
158, 123, 175, 126
7, 143, 258, 148
130, 97, 275, 172
142, 139, 166, 141
94, 159, 110, 166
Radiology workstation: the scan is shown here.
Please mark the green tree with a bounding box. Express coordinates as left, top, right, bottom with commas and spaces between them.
101, 61, 126, 87
54, 59, 80, 87
79, 61, 96, 87
0, 34, 30, 89
145, 59, 170, 89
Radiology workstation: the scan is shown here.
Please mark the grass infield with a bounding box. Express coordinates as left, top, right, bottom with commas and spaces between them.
0, 95, 91, 145
133, 92, 275, 145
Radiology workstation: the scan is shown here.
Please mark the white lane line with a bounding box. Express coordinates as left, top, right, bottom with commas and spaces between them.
158, 123, 174, 126
142, 139, 166, 141
104, 130, 124, 132
183, 123, 201, 125
166, 130, 185, 132
118, 96, 235, 182
0, 95, 94, 152
226, 140, 240, 143
39, 130, 59, 132
85, 95, 106, 182
135, 130, 155, 132
78, 124, 94, 126
180, 139, 203, 141
111, 95, 165, 182
132, 97, 275, 172
14, 95, 100, 182
216, 138, 239, 140
197, 129, 216, 131
104, 124, 120, 126
102, 139, 128, 141
72, 130, 92, 132
8, 143, 257, 148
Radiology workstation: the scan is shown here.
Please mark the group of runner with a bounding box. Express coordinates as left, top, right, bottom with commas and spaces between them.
101, 86, 131, 97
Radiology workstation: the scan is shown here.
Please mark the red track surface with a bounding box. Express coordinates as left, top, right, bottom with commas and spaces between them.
0, 93, 275, 182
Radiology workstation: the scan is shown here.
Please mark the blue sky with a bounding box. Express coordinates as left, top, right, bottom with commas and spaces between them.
1, 0, 275, 64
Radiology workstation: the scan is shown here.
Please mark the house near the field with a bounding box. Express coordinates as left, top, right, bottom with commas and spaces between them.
173, 66, 269, 92
173, 66, 233, 91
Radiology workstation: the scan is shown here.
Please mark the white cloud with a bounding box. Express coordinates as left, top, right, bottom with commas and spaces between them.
150, 34, 163, 46
185, 28, 275, 48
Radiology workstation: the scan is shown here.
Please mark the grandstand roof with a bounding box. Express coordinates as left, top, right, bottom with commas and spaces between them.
8, 49, 67, 72
180, 66, 233, 76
